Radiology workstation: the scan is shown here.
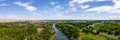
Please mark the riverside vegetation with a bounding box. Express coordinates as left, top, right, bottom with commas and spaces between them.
56, 21, 120, 40
0, 22, 56, 40
0, 20, 120, 40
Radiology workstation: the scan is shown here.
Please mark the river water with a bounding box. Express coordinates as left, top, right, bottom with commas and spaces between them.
52, 24, 69, 40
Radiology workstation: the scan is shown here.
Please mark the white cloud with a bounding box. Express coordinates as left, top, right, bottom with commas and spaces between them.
96, 0, 109, 1
50, 2, 57, 5
113, 0, 120, 8
85, 6, 114, 12
54, 5, 61, 10
69, 0, 108, 4
0, 3, 8, 6
65, 7, 78, 13
79, 5, 90, 9
71, 7, 78, 12
52, 5, 64, 11
68, 0, 109, 11
69, 3, 75, 7
69, 0, 91, 7
85, 0, 120, 14
69, 0, 109, 7
69, 0, 93, 5
14, 1, 37, 11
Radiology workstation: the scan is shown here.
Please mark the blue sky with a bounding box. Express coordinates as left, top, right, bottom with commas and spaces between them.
0, 0, 120, 20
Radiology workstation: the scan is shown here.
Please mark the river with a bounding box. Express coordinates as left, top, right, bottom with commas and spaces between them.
52, 24, 69, 40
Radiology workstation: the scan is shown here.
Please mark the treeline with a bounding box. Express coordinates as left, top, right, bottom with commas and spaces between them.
0, 22, 37, 40
56, 21, 120, 40
56, 22, 91, 40
0, 22, 56, 40
97, 22, 120, 36
83, 22, 120, 39
28, 23, 56, 40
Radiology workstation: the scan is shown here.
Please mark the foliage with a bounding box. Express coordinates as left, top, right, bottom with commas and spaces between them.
56, 21, 119, 40
56, 23, 80, 40
0, 22, 55, 40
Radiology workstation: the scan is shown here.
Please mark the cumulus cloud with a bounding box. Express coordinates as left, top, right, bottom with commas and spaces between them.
68, 0, 108, 12
69, 0, 93, 4
69, 0, 108, 4
65, 7, 78, 13
69, 0, 108, 7
70, 7, 78, 12
85, 0, 120, 14
50, 2, 57, 5
96, 0, 108, 1
79, 5, 90, 9
14, 1, 37, 11
54, 5, 62, 10
0, 3, 8, 6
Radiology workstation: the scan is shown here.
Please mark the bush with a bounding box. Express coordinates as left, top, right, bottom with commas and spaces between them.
118, 36, 120, 39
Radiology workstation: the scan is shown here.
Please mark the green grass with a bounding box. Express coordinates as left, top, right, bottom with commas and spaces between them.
78, 29, 115, 40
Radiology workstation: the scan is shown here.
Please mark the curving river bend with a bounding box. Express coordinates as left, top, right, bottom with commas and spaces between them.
52, 24, 69, 40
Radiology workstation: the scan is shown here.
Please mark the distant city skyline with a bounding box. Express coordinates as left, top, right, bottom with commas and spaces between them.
0, 0, 120, 20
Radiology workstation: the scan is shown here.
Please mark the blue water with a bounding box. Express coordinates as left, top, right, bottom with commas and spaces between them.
52, 24, 69, 40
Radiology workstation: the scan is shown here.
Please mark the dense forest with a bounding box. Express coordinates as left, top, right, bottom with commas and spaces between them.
56, 21, 120, 40
0, 22, 56, 40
